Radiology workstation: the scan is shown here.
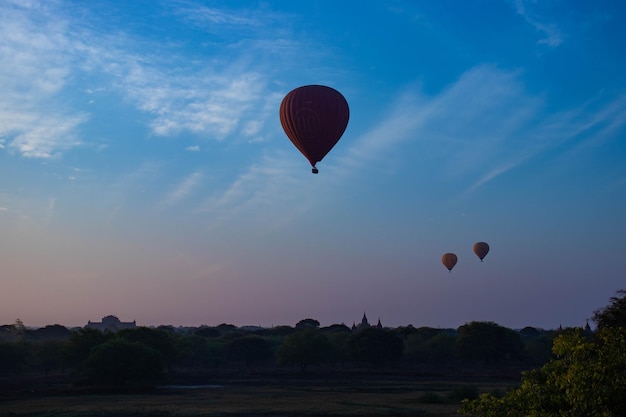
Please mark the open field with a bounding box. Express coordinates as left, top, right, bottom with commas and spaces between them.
0, 373, 518, 417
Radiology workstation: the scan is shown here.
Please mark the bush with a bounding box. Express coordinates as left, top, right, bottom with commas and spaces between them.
83, 339, 164, 385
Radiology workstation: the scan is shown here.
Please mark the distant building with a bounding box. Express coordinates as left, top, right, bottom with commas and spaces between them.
351, 313, 382, 332
86, 315, 136, 332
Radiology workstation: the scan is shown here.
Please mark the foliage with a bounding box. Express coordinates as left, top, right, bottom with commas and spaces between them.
521, 329, 556, 366
116, 327, 177, 363
66, 327, 111, 369
459, 327, 626, 417
277, 328, 331, 370
0, 341, 28, 374
82, 338, 164, 385
456, 321, 524, 364
593, 289, 626, 330
226, 335, 273, 368
295, 318, 320, 329
29, 339, 69, 375
321, 323, 351, 333
28, 324, 72, 340
349, 327, 404, 367
404, 328, 457, 363
194, 326, 221, 338
175, 334, 219, 369
325, 331, 351, 365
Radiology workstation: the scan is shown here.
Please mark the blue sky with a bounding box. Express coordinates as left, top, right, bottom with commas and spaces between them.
1, 0, 625, 329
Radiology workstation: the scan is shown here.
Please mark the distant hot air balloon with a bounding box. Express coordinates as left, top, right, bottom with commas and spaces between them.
279, 85, 349, 173
442, 253, 458, 272
473, 242, 490, 262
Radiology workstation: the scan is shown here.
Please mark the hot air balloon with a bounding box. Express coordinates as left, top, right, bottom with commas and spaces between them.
473, 242, 490, 262
442, 253, 458, 272
279, 85, 349, 173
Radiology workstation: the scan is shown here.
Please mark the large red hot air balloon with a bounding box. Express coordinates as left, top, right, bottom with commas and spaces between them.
441, 253, 458, 272
279, 85, 349, 173
473, 242, 490, 262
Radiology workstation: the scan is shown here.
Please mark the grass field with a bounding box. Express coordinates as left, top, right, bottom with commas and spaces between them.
0, 373, 518, 417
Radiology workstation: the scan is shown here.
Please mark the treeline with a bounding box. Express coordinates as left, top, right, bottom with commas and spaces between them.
0, 319, 576, 386
460, 289, 626, 416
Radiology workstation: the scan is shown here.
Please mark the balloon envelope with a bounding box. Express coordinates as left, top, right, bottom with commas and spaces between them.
473, 242, 490, 261
442, 253, 458, 272
279, 85, 349, 173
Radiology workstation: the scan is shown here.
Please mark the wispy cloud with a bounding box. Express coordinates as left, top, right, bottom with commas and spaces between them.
45, 197, 56, 224
0, 2, 89, 158
334, 65, 624, 197
174, 4, 264, 31
0, 1, 301, 160
197, 152, 313, 231
7, 114, 87, 158
332, 66, 541, 183
513, 0, 563, 47
79, 6, 296, 144
0, 2, 94, 158
194, 64, 625, 228
162, 171, 204, 207
185, 145, 200, 152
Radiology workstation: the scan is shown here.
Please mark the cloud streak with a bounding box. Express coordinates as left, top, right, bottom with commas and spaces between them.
0, 2, 88, 158
513, 0, 563, 47
0, 1, 303, 160
162, 171, 204, 207
332, 65, 625, 197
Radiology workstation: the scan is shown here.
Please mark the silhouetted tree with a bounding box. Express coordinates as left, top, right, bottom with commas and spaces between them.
277, 329, 331, 371
260, 325, 295, 337
116, 327, 177, 369
175, 335, 215, 369
30, 340, 68, 376
66, 328, 111, 370
321, 323, 352, 334
29, 324, 72, 341
460, 327, 626, 417
0, 342, 27, 375
295, 318, 320, 329
593, 289, 626, 329
83, 339, 164, 385
216, 323, 238, 335
195, 327, 221, 338
405, 328, 456, 364
520, 327, 555, 366
226, 336, 273, 368
456, 321, 523, 364
349, 327, 404, 367
325, 331, 351, 366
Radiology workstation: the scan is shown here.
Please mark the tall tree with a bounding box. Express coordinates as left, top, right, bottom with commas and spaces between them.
456, 321, 523, 364
226, 336, 273, 368
295, 318, 320, 329
66, 328, 111, 369
460, 327, 626, 417
277, 329, 330, 371
349, 327, 404, 367
82, 339, 164, 385
593, 289, 626, 329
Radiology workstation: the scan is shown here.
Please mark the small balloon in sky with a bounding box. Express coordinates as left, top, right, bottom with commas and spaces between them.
279, 85, 349, 174
442, 253, 458, 272
473, 242, 490, 262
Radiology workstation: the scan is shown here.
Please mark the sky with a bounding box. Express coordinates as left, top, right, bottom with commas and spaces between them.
1, 0, 625, 330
